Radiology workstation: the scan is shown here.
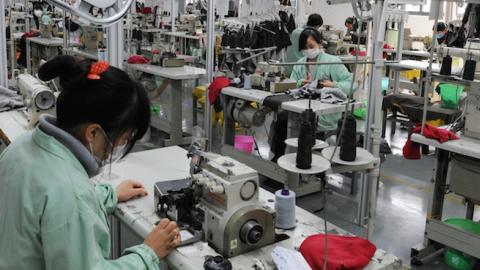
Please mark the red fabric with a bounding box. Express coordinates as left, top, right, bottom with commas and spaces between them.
142, 7, 152, 14
208, 76, 230, 105
403, 139, 421, 160
403, 124, 459, 160
300, 234, 377, 270
127, 55, 150, 64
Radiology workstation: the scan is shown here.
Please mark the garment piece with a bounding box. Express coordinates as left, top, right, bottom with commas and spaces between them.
208, 76, 230, 105
127, 55, 150, 64
290, 53, 354, 131
287, 14, 296, 34
300, 234, 376, 270
285, 26, 306, 76
0, 121, 159, 270
402, 123, 459, 160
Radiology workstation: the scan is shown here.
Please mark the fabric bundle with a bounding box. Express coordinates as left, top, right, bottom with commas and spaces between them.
403, 123, 459, 160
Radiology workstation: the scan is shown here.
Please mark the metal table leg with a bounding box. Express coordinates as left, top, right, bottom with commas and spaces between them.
411, 149, 450, 265
164, 79, 187, 146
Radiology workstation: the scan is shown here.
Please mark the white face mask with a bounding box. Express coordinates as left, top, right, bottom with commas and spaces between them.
89, 129, 128, 168
302, 48, 321, 59
34, 10, 43, 18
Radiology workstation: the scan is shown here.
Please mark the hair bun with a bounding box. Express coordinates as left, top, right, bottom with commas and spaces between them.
38, 55, 89, 87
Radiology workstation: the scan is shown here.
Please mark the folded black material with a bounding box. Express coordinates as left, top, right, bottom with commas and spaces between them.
263, 94, 296, 110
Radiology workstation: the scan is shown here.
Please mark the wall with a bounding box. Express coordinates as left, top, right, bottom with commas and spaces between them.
404, 15, 435, 37
298, 0, 354, 30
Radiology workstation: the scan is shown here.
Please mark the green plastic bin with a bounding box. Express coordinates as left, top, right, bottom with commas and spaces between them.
439, 84, 464, 109
443, 218, 480, 270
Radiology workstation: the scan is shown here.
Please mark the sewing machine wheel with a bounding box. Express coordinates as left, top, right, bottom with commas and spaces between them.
240, 220, 264, 245
34, 91, 55, 110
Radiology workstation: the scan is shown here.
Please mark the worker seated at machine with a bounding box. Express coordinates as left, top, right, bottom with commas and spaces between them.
344, 16, 367, 45
0, 56, 181, 269
433, 21, 466, 48
270, 27, 353, 161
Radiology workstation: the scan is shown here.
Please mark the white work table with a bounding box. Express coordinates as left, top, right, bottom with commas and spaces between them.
221, 87, 278, 103
63, 48, 98, 60
164, 31, 203, 40
125, 63, 206, 146
101, 147, 401, 270
125, 63, 205, 80
409, 132, 480, 263
282, 99, 357, 115
26, 37, 81, 73
411, 133, 480, 159
0, 110, 29, 145
386, 60, 462, 75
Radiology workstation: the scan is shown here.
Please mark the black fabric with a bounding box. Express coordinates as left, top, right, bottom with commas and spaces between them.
263, 94, 296, 110
270, 111, 289, 162
287, 14, 296, 33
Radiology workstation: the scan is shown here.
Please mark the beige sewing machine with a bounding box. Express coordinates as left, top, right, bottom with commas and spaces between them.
154, 150, 276, 257
17, 74, 57, 129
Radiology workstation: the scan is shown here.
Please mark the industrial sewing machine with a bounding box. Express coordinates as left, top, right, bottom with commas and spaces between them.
177, 13, 204, 36
319, 25, 344, 55
17, 74, 57, 129
154, 149, 276, 257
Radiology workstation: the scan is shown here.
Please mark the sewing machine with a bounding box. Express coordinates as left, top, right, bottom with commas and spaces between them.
154, 149, 276, 257
319, 25, 344, 55
17, 74, 56, 129
177, 14, 203, 36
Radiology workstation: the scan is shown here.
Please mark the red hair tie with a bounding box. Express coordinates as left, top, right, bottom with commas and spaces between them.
87, 61, 110, 80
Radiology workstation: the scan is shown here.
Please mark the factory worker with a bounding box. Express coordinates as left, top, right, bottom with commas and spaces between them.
270, 28, 353, 161
291, 28, 353, 100
433, 22, 465, 48
285, 13, 324, 77
0, 55, 180, 270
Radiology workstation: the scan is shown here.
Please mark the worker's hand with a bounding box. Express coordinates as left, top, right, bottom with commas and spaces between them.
320, 80, 335, 88
144, 219, 181, 259
116, 180, 148, 202
301, 79, 312, 86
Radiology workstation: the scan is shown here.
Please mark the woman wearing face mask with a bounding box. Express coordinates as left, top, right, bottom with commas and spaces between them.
0, 55, 180, 270
269, 28, 353, 161
32, 3, 44, 30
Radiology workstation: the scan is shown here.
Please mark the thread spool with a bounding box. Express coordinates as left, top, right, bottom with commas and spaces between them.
307, 108, 317, 147
463, 55, 476, 81
275, 189, 296, 229
339, 114, 357, 162
440, 54, 452, 76
296, 109, 314, 169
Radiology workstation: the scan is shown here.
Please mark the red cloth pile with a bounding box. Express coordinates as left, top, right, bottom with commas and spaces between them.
300, 234, 377, 270
403, 123, 459, 160
127, 55, 150, 64
208, 76, 230, 105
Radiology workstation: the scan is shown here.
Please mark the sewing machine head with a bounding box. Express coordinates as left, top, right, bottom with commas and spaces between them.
464, 84, 480, 140
17, 74, 56, 129
154, 149, 276, 257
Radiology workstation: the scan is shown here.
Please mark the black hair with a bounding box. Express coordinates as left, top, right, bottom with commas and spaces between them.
307, 13, 323, 28
89, 6, 104, 16
298, 27, 323, 51
433, 22, 447, 32
38, 55, 151, 157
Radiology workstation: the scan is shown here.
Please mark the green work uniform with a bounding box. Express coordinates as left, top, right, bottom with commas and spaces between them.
284, 26, 306, 77
290, 52, 354, 131
0, 128, 159, 270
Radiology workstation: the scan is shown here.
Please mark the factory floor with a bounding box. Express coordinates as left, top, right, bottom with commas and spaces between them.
140, 83, 480, 269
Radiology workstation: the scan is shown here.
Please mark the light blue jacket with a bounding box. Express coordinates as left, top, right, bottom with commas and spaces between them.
0, 124, 159, 270
290, 53, 354, 131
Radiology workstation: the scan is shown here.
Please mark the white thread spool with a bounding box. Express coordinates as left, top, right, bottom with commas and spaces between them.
274, 189, 296, 229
